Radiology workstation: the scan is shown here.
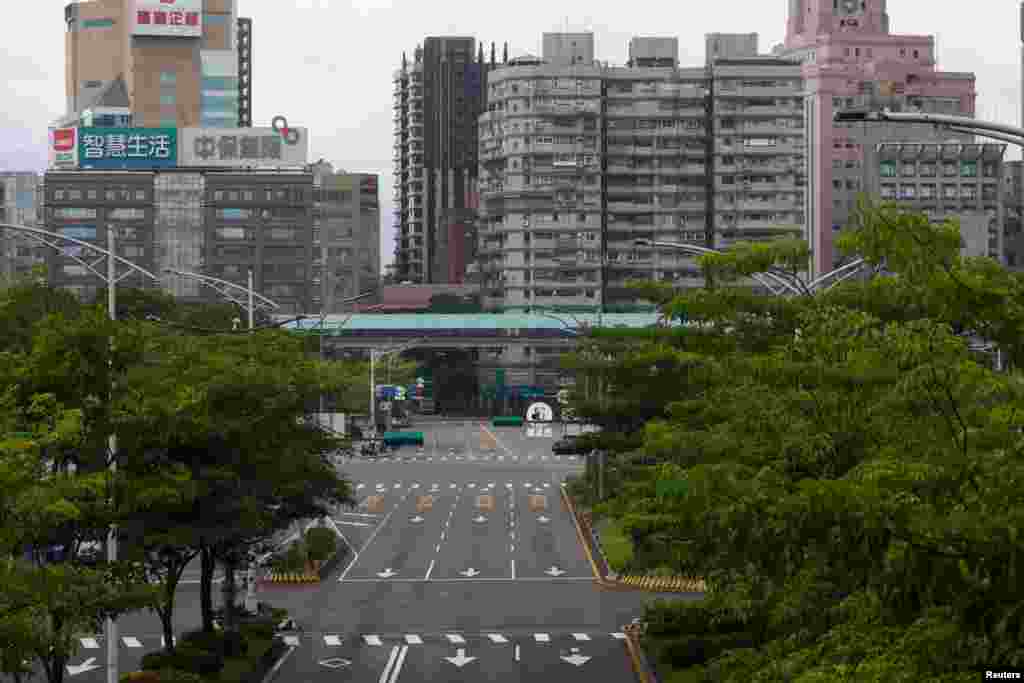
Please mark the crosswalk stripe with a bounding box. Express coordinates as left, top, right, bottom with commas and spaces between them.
283, 635, 300, 646
324, 635, 342, 646
364, 635, 382, 645
80, 638, 100, 649
611, 632, 626, 639
122, 637, 143, 648
446, 634, 465, 644
486, 634, 508, 643
533, 633, 550, 642
572, 633, 590, 641
405, 635, 422, 644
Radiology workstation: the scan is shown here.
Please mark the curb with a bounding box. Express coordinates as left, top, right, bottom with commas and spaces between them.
623, 624, 655, 683
559, 484, 617, 589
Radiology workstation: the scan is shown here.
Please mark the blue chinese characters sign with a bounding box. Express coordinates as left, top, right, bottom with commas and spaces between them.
78, 128, 178, 169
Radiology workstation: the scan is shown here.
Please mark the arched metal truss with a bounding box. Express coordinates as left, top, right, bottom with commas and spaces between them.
163, 268, 281, 312
1, 223, 161, 286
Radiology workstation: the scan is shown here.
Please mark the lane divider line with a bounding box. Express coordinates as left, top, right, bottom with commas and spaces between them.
339, 492, 406, 582
559, 483, 606, 586
378, 645, 400, 683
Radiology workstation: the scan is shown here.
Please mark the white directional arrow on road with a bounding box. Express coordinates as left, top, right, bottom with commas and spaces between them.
459, 567, 480, 577
561, 647, 591, 667
537, 515, 550, 523
319, 657, 352, 669
67, 658, 100, 676
378, 568, 397, 578
473, 515, 487, 523
444, 648, 477, 668
545, 566, 566, 576
410, 515, 424, 523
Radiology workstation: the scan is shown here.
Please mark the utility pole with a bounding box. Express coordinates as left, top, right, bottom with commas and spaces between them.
247, 268, 255, 330
106, 224, 118, 683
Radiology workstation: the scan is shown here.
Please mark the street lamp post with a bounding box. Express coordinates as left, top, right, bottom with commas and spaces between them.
1, 223, 163, 683
633, 238, 872, 297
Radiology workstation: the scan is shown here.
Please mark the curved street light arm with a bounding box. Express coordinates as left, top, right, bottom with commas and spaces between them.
163, 268, 281, 311
835, 109, 1024, 146
807, 258, 867, 291
1, 223, 161, 286
945, 125, 1024, 147
642, 240, 806, 296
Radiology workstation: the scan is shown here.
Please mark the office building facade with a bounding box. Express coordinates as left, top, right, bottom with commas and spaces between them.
62, 0, 250, 130
311, 162, 381, 312
392, 36, 497, 283
0, 173, 45, 282
778, 0, 976, 277
477, 33, 806, 312
865, 141, 1006, 262
40, 169, 318, 313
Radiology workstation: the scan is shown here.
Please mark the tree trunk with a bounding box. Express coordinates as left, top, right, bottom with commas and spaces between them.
159, 587, 176, 654
199, 542, 216, 632
220, 549, 240, 633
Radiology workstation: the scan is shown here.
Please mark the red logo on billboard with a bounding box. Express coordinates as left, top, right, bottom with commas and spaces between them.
53, 129, 75, 152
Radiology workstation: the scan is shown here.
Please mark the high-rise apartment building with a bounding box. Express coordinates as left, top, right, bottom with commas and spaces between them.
61, 0, 251, 130
477, 33, 806, 312
392, 36, 497, 283
777, 0, 976, 277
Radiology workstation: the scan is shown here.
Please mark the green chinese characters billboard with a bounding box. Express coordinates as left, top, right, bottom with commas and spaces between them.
78, 128, 178, 169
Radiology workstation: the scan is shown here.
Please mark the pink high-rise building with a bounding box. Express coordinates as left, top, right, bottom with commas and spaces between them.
778, 0, 977, 276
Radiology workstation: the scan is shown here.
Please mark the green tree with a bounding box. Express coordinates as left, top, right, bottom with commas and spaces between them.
305, 526, 337, 564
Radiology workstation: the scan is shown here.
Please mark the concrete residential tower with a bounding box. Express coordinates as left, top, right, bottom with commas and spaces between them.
62, 0, 252, 129
778, 0, 976, 277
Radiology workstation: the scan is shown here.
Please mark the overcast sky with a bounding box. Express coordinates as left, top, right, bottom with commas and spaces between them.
1, 0, 1021, 269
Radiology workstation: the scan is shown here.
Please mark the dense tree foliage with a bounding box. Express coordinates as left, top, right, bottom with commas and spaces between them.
565, 204, 1024, 680
0, 286, 363, 679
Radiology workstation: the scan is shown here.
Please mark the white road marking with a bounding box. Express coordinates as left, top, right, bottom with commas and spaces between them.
122, 637, 142, 648
435, 544, 441, 552
338, 576, 595, 583
365, 635, 383, 646
393, 483, 401, 489
339, 491, 408, 582
425, 559, 435, 580
283, 635, 300, 646
450, 483, 457, 489
378, 645, 399, 683
324, 635, 343, 646
334, 520, 373, 527
533, 633, 550, 642
405, 635, 422, 644
356, 484, 365, 489
446, 634, 466, 644
440, 531, 445, 540
611, 632, 626, 639
80, 638, 99, 649
338, 511, 380, 518
515, 644, 520, 661
487, 634, 508, 644
511, 559, 516, 579
572, 633, 591, 641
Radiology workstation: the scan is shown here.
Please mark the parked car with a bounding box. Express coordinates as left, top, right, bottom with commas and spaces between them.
552, 436, 589, 455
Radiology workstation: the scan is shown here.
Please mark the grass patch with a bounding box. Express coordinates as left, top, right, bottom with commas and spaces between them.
210, 636, 271, 682
662, 666, 704, 683
597, 518, 633, 572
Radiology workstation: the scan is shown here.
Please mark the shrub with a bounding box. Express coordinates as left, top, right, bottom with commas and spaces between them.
241, 620, 275, 641
223, 629, 250, 657
170, 645, 224, 676
305, 527, 337, 562
155, 670, 203, 683
140, 652, 176, 672
283, 542, 306, 571
120, 672, 160, 682
179, 629, 226, 655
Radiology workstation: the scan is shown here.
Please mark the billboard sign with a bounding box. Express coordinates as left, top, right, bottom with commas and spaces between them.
133, 0, 201, 38
49, 128, 79, 169
526, 402, 554, 423
180, 127, 309, 167
78, 128, 178, 169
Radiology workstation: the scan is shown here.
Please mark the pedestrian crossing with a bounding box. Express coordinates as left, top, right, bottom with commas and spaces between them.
349, 480, 555, 493
339, 453, 580, 464
77, 630, 627, 651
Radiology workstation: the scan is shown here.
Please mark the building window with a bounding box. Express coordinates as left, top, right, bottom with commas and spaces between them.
943, 163, 957, 177
919, 163, 936, 177
961, 161, 978, 178
920, 184, 936, 199
82, 18, 115, 29
900, 163, 916, 177
160, 72, 177, 85
900, 185, 916, 199
879, 161, 897, 178
961, 186, 977, 200
942, 184, 958, 200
